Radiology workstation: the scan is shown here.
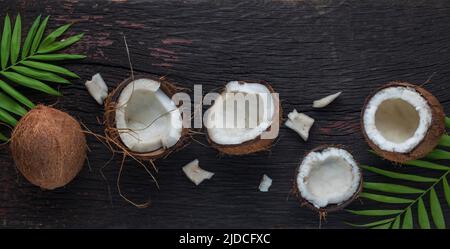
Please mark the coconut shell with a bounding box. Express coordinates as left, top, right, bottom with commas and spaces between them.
104, 75, 190, 161
207, 80, 282, 155
293, 145, 363, 214
361, 82, 445, 163
10, 105, 86, 190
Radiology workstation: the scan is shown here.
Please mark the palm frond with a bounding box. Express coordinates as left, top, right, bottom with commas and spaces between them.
348, 123, 450, 229
0, 14, 84, 139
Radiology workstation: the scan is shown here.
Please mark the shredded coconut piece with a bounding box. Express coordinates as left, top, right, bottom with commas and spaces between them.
285, 109, 315, 141
182, 159, 214, 186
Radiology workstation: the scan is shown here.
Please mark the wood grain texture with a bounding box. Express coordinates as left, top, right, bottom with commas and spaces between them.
0, 0, 449, 228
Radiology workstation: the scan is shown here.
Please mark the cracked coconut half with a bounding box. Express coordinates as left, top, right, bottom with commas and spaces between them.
204, 80, 281, 155
295, 146, 362, 213
361, 82, 445, 163
104, 75, 190, 160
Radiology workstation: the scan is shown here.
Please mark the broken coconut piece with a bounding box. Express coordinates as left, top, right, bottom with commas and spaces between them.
104, 75, 190, 161
313, 91, 341, 108
296, 146, 362, 212
361, 82, 445, 163
285, 109, 314, 141
182, 159, 214, 186
204, 80, 281, 155
85, 73, 108, 105
258, 174, 272, 192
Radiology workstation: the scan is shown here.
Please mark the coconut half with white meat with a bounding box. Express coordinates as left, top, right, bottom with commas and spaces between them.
104, 75, 190, 160
361, 82, 445, 163
295, 146, 362, 213
204, 80, 281, 155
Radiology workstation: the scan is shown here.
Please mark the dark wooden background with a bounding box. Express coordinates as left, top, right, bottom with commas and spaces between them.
0, 0, 449, 228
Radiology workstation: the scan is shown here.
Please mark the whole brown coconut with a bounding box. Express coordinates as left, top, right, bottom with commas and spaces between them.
293, 145, 363, 215
361, 82, 445, 163
10, 105, 86, 190
104, 75, 190, 161
206, 80, 282, 155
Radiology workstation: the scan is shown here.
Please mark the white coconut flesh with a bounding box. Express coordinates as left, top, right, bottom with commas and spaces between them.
297, 148, 360, 208
363, 86, 432, 153
205, 81, 276, 145
115, 78, 183, 153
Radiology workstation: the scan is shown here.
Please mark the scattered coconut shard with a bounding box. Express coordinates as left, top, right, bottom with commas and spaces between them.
361, 82, 445, 163
182, 159, 214, 186
313, 91, 342, 108
295, 146, 362, 213
104, 75, 190, 160
258, 174, 272, 192
85, 73, 108, 105
10, 105, 87, 190
204, 80, 281, 155
285, 110, 315, 141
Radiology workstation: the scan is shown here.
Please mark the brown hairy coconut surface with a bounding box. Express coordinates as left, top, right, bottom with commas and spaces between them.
103, 75, 190, 161
10, 105, 86, 190
293, 145, 363, 215
361, 81, 445, 163
207, 80, 282, 155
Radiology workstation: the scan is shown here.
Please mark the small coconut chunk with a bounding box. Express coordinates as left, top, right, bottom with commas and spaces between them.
85, 73, 108, 105
313, 91, 342, 108
285, 110, 315, 141
182, 159, 214, 186
297, 147, 361, 208
258, 174, 272, 192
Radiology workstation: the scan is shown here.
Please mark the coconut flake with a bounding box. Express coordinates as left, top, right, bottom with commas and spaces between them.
258, 174, 272, 192
297, 147, 360, 208
182, 159, 214, 186
85, 73, 108, 105
285, 110, 315, 141
204, 81, 276, 145
313, 91, 341, 108
115, 78, 183, 153
363, 86, 432, 153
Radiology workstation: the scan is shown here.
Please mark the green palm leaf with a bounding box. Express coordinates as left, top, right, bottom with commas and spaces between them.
361, 165, 437, 182
38, 23, 71, 49
0, 107, 18, 126
11, 66, 69, 84
402, 207, 413, 229
21, 60, 79, 78
404, 159, 450, 171
391, 216, 401, 229
417, 197, 431, 229
1, 15, 11, 69
347, 209, 403, 216
29, 54, 85, 61
363, 182, 424, 194
359, 192, 413, 204
346, 218, 394, 228
430, 188, 445, 229
444, 177, 450, 207
10, 14, 21, 64
426, 149, 450, 160
439, 135, 450, 147
0, 71, 60, 96
21, 15, 41, 59
38, 33, 84, 54
0, 80, 34, 108
0, 131, 7, 141
30, 15, 49, 55
350, 132, 450, 229
0, 91, 27, 116
371, 222, 391, 229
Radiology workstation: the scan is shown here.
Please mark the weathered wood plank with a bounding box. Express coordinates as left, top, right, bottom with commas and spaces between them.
0, 0, 449, 228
